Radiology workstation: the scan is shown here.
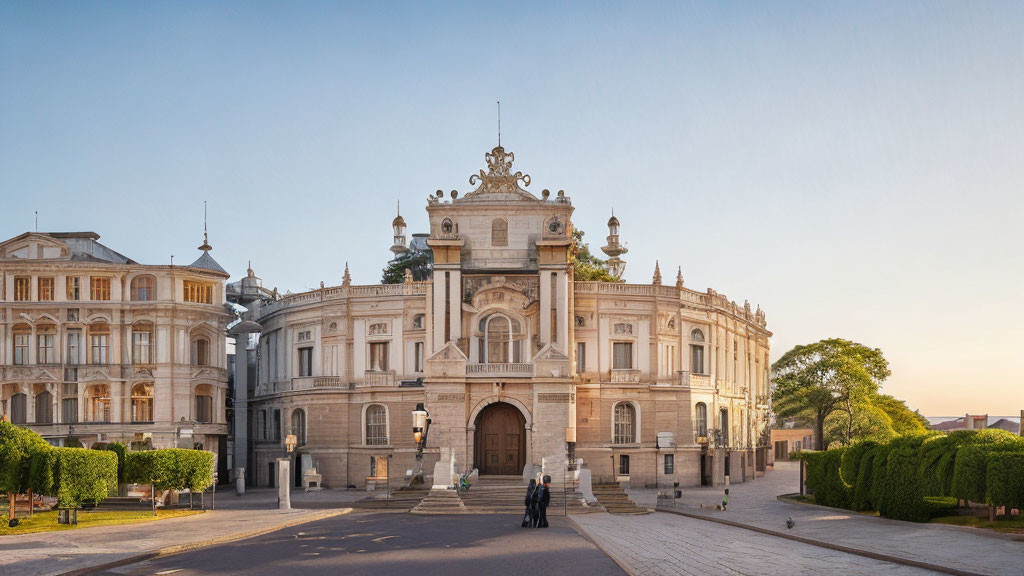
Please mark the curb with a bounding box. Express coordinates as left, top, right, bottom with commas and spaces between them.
566, 515, 632, 576
655, 507, 988, 576
55, 508, 352, 576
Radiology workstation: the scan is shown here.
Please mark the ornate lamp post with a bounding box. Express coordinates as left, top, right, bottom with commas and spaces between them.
411, 403, 430, 486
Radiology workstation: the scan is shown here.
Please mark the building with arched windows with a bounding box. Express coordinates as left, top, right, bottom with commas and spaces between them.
238, 145, 772, 490
0, 231, 232, 477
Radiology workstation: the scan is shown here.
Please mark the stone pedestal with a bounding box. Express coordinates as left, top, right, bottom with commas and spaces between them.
277, 458, 290, 510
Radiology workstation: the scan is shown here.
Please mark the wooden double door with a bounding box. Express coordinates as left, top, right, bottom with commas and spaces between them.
474, 402, 526, 476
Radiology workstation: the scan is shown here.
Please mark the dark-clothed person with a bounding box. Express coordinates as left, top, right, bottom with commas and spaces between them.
522, 479, 537, 527
537, 475, 551, 528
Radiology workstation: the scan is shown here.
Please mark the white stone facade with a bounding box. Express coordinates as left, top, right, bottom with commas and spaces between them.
0, 232, 232, 468
246, 146, 772, 489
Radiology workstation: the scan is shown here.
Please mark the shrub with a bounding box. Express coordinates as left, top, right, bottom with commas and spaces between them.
802, 448, 850, 509
27, 447, 117, 508
877, 444, 929, 522
851, 444, 879, 511
93, 442, 128, 484
868, 443, 893, 508
840, 441, 876, 488
125, 449, 214, 492
0, 421, 50, 494
950, 431, 1024, 504
985, 451, 1024, 511
922, 496, 958, 518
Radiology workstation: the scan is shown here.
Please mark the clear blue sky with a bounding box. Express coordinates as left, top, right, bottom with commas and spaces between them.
2, 2, 1022, 415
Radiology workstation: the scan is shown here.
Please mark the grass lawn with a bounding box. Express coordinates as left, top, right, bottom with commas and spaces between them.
930, 514, 1024, 534
0, 509, 204, 536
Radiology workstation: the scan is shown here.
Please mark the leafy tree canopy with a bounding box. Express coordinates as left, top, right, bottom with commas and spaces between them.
572, 229, 616, 282
772, 338, 891, 450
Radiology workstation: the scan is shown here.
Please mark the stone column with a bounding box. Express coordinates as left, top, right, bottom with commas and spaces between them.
539, 271, 552, 346
448, 270, 461, 344
432, 278, 446, 350
555, 270, 568, 354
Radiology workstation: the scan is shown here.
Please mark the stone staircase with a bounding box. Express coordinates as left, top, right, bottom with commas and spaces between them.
410, 488, 465, 514
459, 475, 598, 515
591, 483, 651, 514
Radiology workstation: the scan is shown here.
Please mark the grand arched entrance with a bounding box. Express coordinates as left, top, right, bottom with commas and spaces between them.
474, 402, 526, 475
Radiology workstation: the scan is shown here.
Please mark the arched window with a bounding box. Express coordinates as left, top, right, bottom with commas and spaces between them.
690, 329, 705, 342
690, 329, 705, 374
491, 218, 508, 246
133, 322, 153, 364
86, 384, 111, 422
194, 384, 214, 423
191, 337, 210, 366
613, 402, 636, 444
35, 390, 53, 424
131, 383, 154, 422
10, 393, 27, 424
695, 402, 707, 437
478, 314, 522, 363
131, 275, 157, 301
291, 408, 306, 446
441, 218, 453, 234
365, 404, 388, 446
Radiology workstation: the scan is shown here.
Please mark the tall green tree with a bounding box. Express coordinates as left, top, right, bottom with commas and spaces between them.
771, 339, 891, 450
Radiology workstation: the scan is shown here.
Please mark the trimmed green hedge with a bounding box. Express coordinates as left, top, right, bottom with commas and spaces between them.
27, 446, 117, 507
985, 452, 1024, 510
0, 420, 51, 494
92, 442, 128, 484
801, 429, 1024, 522
125, 449, 214, 492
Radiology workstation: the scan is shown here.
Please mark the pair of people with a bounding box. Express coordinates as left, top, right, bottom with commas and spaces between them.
522, 474, 551, 528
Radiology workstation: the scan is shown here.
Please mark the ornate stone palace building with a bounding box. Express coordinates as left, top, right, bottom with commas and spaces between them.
239, 146, 772, 490
0, 231, 232, 475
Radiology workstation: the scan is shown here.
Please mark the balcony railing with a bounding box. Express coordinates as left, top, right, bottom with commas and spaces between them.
466, 363, 534, 378
359, 371, 397, 388
609, 369, 641, 384
678, 371, 713, 388
292, 376, 344, 391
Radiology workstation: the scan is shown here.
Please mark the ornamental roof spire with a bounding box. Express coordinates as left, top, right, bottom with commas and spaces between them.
189, 201, 227, 274
676, 266, 684, 289
342, 262, 351, 286
652, 261, 662, 285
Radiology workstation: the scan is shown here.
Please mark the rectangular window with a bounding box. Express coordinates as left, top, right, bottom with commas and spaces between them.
10, 395, 27, 424
273, 409, 281, 440
66, 277, 81, 300
37, 331, 55, 364
13, 333, 29, 365
665, 454, 675, 475
612, 342, 633, 369
618, 454, 630, 476
191, 339, 210, 366
133, 331, 151, 364
38, 277, 54, 301
369, 342, 389, 371
255, 410, 266, 440
90, 334, 109, 364
90, 277, 111, 300
67, 331, 81, 365
183, 281, 213, 304
195, 395, 213, 423
61, 398, 79, 424
576, 342, 586, 374
298, 347, 313, 377
414, 342, 424, 372
14, 277, 30, 301
690, 345, 704, 374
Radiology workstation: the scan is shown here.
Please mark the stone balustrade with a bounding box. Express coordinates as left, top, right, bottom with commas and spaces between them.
465, 363, 534, 378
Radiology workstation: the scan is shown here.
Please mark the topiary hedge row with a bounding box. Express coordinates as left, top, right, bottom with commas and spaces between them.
798, 429, 1024, 522
29, 447, 118, 507
124, 449, 215, 492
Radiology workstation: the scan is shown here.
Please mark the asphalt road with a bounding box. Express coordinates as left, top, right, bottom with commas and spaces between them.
101, 512, 625, 576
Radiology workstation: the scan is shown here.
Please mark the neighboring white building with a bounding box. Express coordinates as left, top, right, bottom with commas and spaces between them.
242, 145, 773, 490
0, 231, 232, 475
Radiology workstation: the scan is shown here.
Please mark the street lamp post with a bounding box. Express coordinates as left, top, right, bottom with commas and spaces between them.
411, 403, 430, 486
279, 434, 297, 510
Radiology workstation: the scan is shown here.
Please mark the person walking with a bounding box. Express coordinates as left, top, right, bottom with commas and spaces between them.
522, 479, 537, 527
537, 475, 551, 528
